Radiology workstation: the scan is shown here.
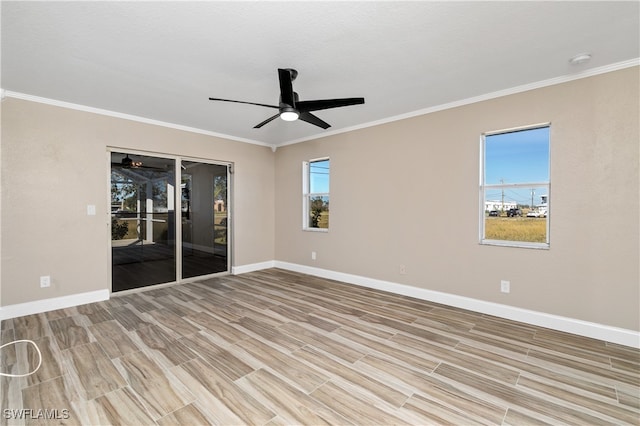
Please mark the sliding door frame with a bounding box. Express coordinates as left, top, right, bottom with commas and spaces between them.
178, 155, 233, 283
107, 148, 233, 294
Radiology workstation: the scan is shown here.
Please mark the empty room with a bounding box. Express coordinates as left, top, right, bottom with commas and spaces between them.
1, 1, 639, 425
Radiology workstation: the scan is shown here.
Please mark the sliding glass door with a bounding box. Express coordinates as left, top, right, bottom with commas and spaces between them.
181, 161, 229, 279
110, 151, 230, 292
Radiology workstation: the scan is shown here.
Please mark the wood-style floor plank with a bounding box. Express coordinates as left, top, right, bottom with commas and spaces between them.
178, 332, 254, 381
133, 324, 196, 368
24, 337, 62, 388
234, 337, 329, 394
88, 320, 140, 359
1, 268, 638, 425
12, 314, 48, 341
65, 342, 127, 400
115, 350, 195, 420
238, 368, 352, 425
402, 392, 502, 425
48, 317, 90, 351
294, 345, 409, 408
434, 362, 613, 425
88, 386, 156, 425
310, 380, 411, 425
180, 357, 274, 425
156, 403, 211, 426
144, 308, 200, 338
21, 376, 81, 426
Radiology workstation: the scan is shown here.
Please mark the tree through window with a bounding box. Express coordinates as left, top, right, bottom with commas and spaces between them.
303, 158, 330, 230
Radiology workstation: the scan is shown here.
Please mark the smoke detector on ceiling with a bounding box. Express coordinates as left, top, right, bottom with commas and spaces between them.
569, 53, 592, 65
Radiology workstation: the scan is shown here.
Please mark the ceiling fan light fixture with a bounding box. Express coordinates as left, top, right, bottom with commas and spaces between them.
280, 108, 299, 122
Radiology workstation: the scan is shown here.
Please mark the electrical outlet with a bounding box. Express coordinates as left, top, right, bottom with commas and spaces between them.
500, 280, 510, 293
40, 276, 51, 288
399, 264, 407, 275
311, 251, 316, 260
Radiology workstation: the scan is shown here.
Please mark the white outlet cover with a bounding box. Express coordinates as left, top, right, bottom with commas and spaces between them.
40, 276, 51, 288
500, 280, 510, 293
87, 204, 96, 215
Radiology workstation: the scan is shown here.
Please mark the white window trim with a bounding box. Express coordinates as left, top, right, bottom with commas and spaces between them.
479, 123, 551, 249
303, 157, 330, 232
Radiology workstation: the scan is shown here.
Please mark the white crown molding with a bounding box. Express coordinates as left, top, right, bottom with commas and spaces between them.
275, 58, 640, 148
2, 59, 637, 149
0, 90, 271, 148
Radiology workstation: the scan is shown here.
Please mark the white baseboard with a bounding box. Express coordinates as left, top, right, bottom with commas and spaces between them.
3, 262, 637, 349
270, 261, 639, 349
0, 259, 274, 321
232, 260, 275, 275
0, 289, 110, 321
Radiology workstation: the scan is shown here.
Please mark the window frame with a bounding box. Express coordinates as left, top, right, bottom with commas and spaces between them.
303, 157, 330, 232
479, 123, 551, 249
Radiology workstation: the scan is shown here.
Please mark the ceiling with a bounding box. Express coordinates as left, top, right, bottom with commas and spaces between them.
2, 1, 639, 148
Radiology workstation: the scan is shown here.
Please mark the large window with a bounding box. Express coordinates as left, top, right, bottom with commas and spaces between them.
480, 124, 550, 248
303, 158, 330, 230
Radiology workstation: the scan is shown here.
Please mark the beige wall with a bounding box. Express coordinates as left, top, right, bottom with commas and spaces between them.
1, 67, 638, 332
1, 99, 275, 306
275, 67, 639, 331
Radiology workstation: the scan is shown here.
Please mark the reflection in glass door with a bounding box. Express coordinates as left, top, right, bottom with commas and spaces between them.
110, 152, 230, 292
181, 161, 229, 279
111, 153, 176, 292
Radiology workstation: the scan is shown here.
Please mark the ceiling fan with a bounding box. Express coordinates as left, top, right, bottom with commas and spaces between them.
209, 68, 365, 129
112, 154, 165, 171
120, 154, 143, 168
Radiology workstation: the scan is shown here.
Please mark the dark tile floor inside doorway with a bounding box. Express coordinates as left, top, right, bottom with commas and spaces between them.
112, 245, 227, 292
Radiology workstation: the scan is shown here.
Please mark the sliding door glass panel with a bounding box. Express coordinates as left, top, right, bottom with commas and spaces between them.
111, 152, 176, 291
181, 161, 228, 279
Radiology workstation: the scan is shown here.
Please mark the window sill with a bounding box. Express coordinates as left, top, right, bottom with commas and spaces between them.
481, 239, 549, 250
303, 227, 329, 233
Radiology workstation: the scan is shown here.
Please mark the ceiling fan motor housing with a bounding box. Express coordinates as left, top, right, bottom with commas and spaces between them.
284, 68, 298, 81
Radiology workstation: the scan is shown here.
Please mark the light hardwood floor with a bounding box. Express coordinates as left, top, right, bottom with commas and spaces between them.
1, 269, 639, 425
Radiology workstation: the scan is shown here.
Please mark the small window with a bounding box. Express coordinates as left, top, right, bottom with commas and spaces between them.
480, 124, 550, 248
303, 158, 330, 230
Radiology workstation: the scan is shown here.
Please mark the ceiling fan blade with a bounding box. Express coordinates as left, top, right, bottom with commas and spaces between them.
209, 97, 278, 109
299, 112, 331, 129
253, 113, 281, 128
296, 97, 365, 112
278, 68, 296, 107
